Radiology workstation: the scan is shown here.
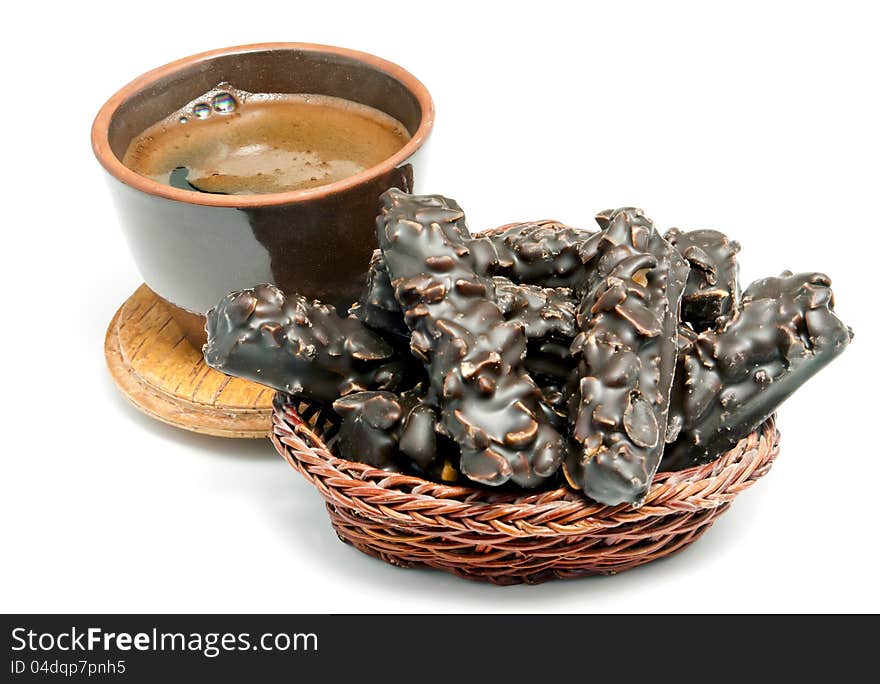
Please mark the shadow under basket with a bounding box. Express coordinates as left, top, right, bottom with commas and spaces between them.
271, 393, 779, 585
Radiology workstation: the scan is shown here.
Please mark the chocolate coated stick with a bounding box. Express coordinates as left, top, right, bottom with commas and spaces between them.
377, 189, 566, 488
566, 207, 689, 506
349, 250, 410, 340
333, 391, 405, 470
353, 220, 595, 298
469, 221, 595, 289
665, 228, 741, 331
354, 254, 579, 342
204, 284, 409, 403
332, 387, 460, 481
663, 271, 853, 470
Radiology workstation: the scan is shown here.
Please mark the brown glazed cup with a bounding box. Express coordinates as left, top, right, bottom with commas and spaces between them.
92, 43, 433, 346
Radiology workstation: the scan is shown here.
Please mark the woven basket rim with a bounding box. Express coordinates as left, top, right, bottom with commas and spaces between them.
271, 393, 779, 537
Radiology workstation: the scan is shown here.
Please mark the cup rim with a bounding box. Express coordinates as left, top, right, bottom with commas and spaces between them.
91, 42, 434, 208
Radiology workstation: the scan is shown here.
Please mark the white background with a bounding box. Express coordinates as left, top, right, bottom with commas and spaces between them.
2, 0, 877, 613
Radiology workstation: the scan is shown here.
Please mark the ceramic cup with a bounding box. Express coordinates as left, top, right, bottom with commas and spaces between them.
92, 42, 433, 346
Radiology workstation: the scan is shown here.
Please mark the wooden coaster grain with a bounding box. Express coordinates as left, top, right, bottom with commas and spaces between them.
105, 284, 273, 438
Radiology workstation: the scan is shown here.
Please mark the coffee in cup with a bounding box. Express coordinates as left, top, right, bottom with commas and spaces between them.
122, 84, 412, 195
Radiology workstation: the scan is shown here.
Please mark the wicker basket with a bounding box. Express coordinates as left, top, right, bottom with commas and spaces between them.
271, 393, 779, 585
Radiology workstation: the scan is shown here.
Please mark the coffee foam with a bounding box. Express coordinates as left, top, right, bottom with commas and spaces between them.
122, 84, 411, 195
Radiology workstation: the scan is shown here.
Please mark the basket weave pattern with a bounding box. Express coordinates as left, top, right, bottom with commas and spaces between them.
271, 394, 779, 584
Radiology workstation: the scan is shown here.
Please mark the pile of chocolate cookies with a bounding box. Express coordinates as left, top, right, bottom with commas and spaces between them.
203, 190, 852, 507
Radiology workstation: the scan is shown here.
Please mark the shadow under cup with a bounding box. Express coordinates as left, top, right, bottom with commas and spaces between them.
92, 43, 434, 347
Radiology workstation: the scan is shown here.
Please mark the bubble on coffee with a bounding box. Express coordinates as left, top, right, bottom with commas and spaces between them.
122, 83, 411, 195
210, 92, 237, 114
192, 102, 212, 119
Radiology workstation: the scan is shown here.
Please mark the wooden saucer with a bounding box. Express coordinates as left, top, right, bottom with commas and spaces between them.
105, 285, 273, 438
